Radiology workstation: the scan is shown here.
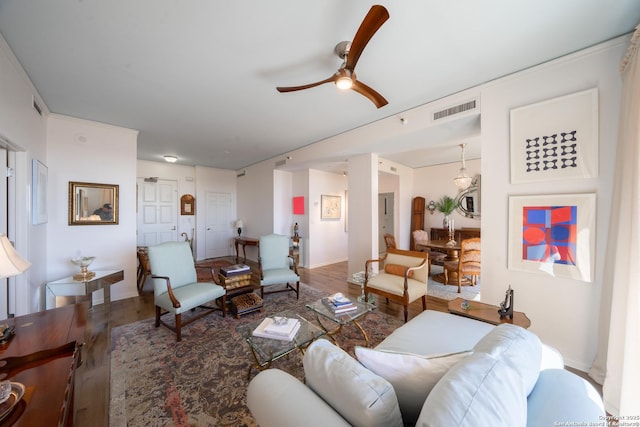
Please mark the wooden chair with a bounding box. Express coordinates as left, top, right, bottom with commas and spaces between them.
412, 229, 446, 273
443, 237, 481, 293
136, 247, 152, 293
363, 248, 429, 323
383, 233, 397, 250
147, 241, 226, 341
258, 234, 300, 299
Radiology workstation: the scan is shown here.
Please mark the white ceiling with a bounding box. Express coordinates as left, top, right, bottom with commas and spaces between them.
1, 1, 638, 172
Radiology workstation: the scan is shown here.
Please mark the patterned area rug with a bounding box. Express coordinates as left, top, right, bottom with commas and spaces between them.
426, 265, 481, 301
109, 282, 404, 427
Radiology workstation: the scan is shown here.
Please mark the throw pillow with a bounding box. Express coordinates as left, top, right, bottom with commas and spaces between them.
384, 264, 414, 278
303, 339, 403, 427
355, 346, 471, 425
416, 352, 528, 426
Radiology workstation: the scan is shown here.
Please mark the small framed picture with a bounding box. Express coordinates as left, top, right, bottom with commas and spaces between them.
180, 194, 195, 215
321, 195, 341, 220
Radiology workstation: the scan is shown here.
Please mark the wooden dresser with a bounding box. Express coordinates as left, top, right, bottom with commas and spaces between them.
430, 227, 481, 242
0, 303, 86, 426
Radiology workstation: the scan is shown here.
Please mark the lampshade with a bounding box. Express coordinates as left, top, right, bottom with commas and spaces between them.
453, 143, 472, 191
0, 234, 31, 279
235, 220, 244, 229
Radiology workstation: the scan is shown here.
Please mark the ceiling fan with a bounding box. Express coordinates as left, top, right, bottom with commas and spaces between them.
276, 5, 389, 109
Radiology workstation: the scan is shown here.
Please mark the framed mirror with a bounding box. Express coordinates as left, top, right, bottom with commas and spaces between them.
69, 181, 119, 225
456, 175, 481, 218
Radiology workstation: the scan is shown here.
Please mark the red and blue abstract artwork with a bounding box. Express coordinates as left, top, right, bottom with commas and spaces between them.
522, 205, 577, 265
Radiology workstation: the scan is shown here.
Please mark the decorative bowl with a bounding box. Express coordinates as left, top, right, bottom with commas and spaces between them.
71, 256, 96, 280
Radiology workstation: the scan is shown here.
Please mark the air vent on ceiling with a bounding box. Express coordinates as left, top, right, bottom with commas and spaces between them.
275, 159, 287, 168
237, 170, 246, 178
433, 99, 477, 121
144, 177, 158, 183
32, 97, 42, 116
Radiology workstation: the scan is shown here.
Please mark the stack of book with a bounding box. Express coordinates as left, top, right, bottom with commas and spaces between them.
322, 293, 358, 314
220, 263, 251, 277
252, 317, 301, 341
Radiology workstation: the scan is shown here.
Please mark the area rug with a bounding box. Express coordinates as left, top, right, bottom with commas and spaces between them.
109, 282, 404, 427
426, 265, 481, 301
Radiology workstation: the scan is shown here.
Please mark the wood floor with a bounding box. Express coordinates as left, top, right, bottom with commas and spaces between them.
72, 258, 596, 425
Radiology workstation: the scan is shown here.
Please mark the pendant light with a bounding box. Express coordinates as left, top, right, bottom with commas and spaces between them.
453, 143, 472, 191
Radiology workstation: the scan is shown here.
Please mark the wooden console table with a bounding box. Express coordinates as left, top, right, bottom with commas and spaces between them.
0, 303, 86, 426
46, 269, 124, 310
448, 297, 531, 329
234, 237, 259, 263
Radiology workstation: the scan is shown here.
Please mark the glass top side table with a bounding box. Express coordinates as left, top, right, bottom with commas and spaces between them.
305, 298, 376, 347
236, 310, 325, 379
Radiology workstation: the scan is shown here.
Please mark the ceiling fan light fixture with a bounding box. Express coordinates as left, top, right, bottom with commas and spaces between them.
335, 69, 353, 90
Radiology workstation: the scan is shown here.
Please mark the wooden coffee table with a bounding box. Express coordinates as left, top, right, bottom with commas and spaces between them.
447, 298, 531, 329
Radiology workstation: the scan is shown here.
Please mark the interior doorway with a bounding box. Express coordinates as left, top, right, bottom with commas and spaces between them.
204, 192, 232, 259
136, 178, 179, 246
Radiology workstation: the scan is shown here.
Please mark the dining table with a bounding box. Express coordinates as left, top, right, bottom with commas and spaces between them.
416, 239, 471, 286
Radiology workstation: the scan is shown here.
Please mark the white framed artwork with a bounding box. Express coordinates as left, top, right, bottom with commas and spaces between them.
507, 193, 596, 282
510, 88, 598, 184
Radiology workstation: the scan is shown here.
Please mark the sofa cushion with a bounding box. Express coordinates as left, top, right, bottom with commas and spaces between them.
303, 339, 403, 427
526, 369, 605, 426
473, 323, 542, 395
355, 346, 471, 425
416, 352, 528, 427
416, 324, 542, 426
384, 263, 414, 278
376, 310, 494, 356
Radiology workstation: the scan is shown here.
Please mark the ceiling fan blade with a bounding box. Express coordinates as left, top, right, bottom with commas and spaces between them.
345, 5, 389, 72
276, 75, 336, 93
351, 80, 388, 108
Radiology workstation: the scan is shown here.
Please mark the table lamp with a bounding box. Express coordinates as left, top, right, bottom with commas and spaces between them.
0, 233, 31, 337
235, 220, 243, 237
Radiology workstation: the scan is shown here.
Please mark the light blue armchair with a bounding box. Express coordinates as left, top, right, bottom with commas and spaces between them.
258, 234, 300, 299
147, 241, 226, 341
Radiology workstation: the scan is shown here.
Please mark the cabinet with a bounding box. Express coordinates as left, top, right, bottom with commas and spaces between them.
410, 197, 425, 250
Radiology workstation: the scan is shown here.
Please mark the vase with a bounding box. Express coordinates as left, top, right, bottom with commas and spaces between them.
442, 215, 449, 229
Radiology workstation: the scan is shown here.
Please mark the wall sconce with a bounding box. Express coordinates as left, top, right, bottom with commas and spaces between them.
427, 200, 436, 214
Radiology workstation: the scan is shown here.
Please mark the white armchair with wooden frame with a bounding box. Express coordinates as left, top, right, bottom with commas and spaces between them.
147, 241, 227, 341
363, 248, 429, 323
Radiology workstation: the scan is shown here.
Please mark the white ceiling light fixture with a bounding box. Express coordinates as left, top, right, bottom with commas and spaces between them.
453, 143, 472, 191
164, 155, 178, 163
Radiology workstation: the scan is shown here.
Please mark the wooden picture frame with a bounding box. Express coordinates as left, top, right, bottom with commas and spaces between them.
180, 194, 195, 215
510, 88, 598, 184
321, 195, 341, 220
508, 193, 596, 282
68, 181, 119, 225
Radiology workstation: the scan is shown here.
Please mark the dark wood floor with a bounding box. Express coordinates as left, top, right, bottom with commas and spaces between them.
72, 257, 597, 425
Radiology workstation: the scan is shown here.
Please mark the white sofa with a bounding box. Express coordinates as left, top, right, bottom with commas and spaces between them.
247, 310, 605, 427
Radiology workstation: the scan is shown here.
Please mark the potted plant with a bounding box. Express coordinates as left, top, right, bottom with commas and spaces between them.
435, 195, 457, 229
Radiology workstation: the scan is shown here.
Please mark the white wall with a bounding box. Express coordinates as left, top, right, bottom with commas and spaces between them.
308, 169, 348, 268
479, 37, 625, 370
0, 34, 48, 315
47, 114, 138, 304
236, 161, 276, 262
292, 170, 309, 267
415, 159, 481, 231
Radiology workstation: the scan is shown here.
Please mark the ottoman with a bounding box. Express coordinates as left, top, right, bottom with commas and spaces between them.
231, 292, 264, 318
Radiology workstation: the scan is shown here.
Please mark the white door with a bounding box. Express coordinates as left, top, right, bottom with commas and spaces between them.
136, 178, 178, 246
204, 192, 232, 259
378, 192, 394, 253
